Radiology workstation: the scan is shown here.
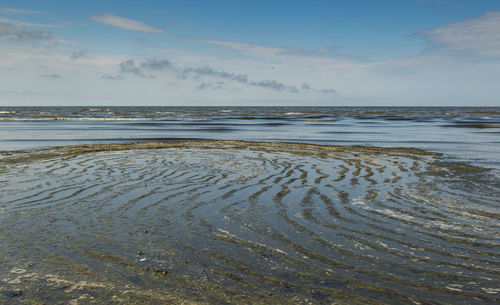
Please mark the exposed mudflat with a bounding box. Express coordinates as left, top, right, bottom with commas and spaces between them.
1, 141, 499, 304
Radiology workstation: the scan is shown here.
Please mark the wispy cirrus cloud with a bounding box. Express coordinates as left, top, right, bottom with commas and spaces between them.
417, 11, 500, 57
92, 14, 164, 33
200, 39, 343, 60
0, 17, 63, 29
201, 39, 285, 58
0, 7, 42, 15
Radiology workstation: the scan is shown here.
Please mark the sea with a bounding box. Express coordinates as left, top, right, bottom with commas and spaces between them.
1, 106, 499, 170
0, 106, 499, 304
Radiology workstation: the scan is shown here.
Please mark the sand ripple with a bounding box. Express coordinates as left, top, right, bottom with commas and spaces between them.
0, 141, 499, 304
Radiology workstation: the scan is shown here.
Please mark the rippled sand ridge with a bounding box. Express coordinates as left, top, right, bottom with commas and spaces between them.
1, 141, 499, 304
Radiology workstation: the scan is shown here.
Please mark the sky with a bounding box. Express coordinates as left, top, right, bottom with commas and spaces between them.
0, 0, 499, 106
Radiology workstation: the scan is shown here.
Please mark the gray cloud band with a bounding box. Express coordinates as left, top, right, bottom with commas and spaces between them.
0, 22, 53, 40
119, 59, 155, 78
71, 51, 86, 60
119, 58, 335, 94
40, 74, 62, 79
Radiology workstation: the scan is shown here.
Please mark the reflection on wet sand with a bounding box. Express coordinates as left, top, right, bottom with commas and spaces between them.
1, 141, 499, 304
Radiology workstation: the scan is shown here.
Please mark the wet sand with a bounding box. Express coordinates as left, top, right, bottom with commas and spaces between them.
1, 141, 499, 304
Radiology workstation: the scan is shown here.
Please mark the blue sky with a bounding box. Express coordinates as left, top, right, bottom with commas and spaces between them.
0, 0, 499, 106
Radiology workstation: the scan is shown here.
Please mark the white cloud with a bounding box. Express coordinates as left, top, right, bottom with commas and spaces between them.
203, 39, 341, 59
92, 14, 164, 34
417, 11, 500, 57
202, 39, 286, 58
1, 10, 500, 106
0, 7, 42, 15
0, 17, 64, 28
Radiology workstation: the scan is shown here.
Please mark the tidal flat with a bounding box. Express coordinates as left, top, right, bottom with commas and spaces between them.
1, 140, 499, 304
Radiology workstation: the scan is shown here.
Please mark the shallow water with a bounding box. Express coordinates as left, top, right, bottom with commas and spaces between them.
1, 106, 499, 170
1, 107, 499, 303
0, 141, 499, 304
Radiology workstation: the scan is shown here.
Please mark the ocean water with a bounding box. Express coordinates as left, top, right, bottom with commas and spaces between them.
1, 106, 500, 169
0, 107, 499, 304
